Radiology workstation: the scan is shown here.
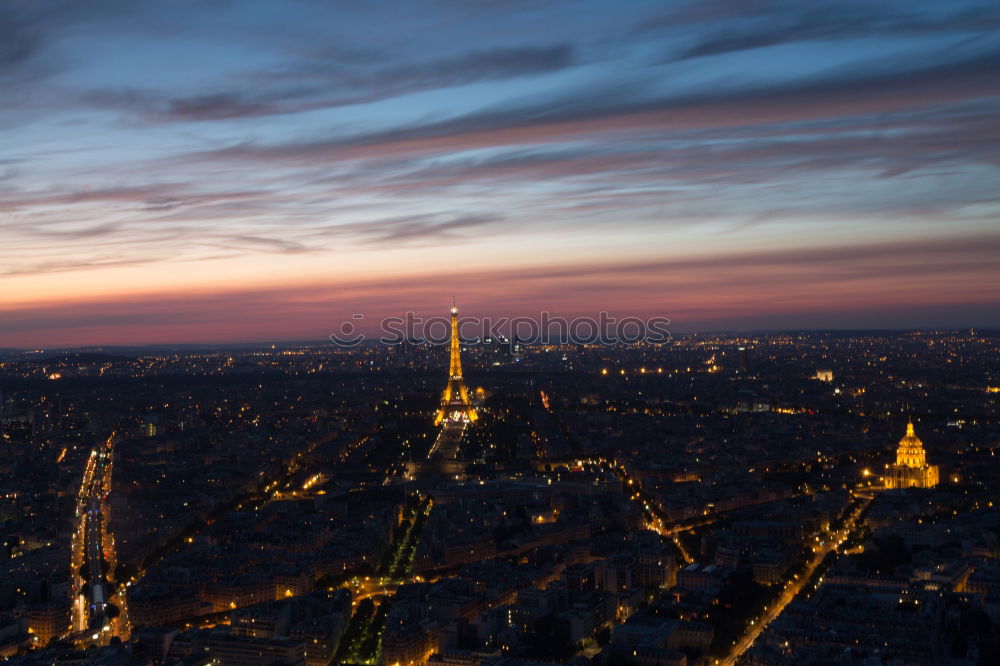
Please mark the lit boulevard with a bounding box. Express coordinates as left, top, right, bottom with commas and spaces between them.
68, 432, 129, 645
721, 495, 873, 665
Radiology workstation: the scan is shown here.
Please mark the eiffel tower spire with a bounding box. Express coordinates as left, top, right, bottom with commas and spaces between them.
434, 302, 477, 425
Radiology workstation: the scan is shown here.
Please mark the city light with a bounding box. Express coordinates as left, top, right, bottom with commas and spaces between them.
0, 2, 994, 661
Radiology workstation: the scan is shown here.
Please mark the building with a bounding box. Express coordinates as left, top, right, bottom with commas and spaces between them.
433, 302, 478, 427
883, 421, 938, 489
127, 585, 202, 627
382, 617, 439, 666
202, 633, 307, 665
22, 601, 71, 646
132, 627, 180, 663
410, 302, 480, 479
0, 617, 30, 658
676, 564, 724, 593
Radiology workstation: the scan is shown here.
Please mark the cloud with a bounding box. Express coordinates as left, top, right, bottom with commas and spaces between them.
0, 178, 508, 275
0, 255, 160, 278
2, 0, 998, 347
369, 103, 1000, 192
635, 0, 778, 32
189, 48, 1000, 168
0, 6, 42, 72
216, 235, 310, 254
354, 44, 575, 89
6, 47, 998, 284
314, 213, 504, 246
2, 230, 997, 346
29, 222, 122, 239
642, 2, 1000, 60
84, 44, 576, 122
164, 93, 276, 123
0, 183, 284, 219
0, 0, 140, 82
358, 213, 501, 244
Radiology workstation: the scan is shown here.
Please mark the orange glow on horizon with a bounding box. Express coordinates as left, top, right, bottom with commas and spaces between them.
1, 230, 998, 347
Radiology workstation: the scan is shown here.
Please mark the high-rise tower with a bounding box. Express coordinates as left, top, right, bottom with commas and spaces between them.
434, 303, 478, 426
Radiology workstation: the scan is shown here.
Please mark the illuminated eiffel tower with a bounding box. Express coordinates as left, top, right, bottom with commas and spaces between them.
433, 301, 478, 426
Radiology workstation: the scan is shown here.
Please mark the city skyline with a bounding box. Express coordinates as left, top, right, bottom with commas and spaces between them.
2, 326, 997, 664
3, 0, 1000, 347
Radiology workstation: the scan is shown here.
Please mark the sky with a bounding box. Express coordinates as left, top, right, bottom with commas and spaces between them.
1, 0, 999, 348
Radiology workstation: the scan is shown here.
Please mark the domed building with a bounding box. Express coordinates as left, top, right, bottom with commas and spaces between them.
884, 421, 938, 489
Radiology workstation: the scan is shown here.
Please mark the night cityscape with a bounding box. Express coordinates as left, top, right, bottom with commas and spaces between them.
2, 2, 1000, 666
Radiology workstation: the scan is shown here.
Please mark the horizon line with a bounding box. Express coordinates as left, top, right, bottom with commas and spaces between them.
2, 326, 996, 355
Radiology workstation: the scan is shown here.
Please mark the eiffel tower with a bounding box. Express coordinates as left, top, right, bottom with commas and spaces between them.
433, 301, 478, 426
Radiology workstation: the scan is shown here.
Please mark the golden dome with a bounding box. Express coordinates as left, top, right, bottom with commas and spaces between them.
896, 421, 926, 468
900, 421, 921, 445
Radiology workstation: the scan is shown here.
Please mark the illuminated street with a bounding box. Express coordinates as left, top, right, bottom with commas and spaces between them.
721, 495, 873, 665
68, 433, 129, 645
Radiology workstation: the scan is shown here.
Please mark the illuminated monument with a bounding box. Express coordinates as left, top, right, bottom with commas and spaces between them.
409, 303, 477, 479
434, 302, 478, 426
884, 421, 938, 489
